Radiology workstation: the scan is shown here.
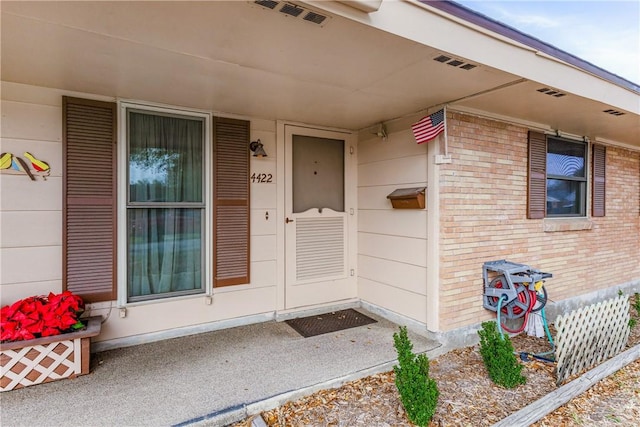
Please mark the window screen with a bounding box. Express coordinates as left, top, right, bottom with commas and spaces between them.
292, 135, 345, 213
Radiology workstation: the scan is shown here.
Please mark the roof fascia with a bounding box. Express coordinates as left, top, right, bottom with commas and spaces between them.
421, 0, 640, 94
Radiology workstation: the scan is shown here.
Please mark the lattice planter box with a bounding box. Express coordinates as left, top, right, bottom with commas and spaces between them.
1, 317, 101, 392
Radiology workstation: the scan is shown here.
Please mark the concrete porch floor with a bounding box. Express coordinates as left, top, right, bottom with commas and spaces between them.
0, 309, 441, 427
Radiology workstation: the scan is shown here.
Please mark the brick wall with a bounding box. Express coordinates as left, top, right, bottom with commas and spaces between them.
438, 111, 640, 331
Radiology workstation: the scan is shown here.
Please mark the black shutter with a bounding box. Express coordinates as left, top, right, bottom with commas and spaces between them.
528, 131, 547, 219
63, 97, 117, 302
213, 117, 250, 287
592, 144, 606, 217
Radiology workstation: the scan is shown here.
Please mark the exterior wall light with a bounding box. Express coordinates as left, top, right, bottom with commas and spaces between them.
249, 139, 268, 157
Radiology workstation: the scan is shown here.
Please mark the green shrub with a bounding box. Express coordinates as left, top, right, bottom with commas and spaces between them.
393, 326, 439, 426
478, 321, 526, 388
633, 293, 640, 317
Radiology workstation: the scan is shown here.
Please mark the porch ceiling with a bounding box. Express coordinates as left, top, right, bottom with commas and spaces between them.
1, 1, 638, 147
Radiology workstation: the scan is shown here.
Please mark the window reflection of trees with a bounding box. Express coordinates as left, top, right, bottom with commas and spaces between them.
546, 138, 586, 216
129, 148, 181, 202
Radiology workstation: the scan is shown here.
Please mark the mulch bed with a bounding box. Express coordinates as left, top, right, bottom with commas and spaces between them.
533, 358, 640, 426
234, 294, 640, 426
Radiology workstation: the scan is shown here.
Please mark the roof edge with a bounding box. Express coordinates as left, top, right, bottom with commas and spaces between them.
420, 0, 640, 94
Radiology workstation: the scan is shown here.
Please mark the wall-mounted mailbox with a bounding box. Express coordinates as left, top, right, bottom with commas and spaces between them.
387, 187, 426, 209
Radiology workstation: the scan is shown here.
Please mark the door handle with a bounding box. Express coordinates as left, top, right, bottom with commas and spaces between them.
285, 217, 294, 224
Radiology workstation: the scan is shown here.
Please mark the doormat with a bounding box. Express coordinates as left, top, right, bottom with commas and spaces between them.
286, 309, 377, 338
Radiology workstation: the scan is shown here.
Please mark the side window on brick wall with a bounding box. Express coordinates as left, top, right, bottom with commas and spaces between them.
527, 131, 603, 219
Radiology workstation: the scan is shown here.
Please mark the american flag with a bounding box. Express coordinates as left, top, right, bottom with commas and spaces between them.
412, 109, 445, 144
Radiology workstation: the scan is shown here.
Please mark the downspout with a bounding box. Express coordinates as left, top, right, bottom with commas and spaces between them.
426, 125, 441, 332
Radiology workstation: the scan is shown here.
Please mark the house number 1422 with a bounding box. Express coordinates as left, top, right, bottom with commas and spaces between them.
251, 173, 273, 183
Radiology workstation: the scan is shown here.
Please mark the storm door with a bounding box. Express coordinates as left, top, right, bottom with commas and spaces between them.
284, 125, 355, 309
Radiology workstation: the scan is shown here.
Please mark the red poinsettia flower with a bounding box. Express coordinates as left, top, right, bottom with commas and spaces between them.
1, 306, 14, 324
13, 327, 36, 341
47, 291, 83, 313
0, 320, 18, 341
0, 291, 85, 343
41, 326, 62, 337
24, 318, 45, 334
42, 306, 77, 330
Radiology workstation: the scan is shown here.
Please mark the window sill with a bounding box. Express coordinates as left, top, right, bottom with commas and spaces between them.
543, 218, 593, 232
119, 291, 207, 308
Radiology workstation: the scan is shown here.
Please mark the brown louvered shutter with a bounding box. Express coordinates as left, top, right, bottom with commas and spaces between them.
592, 144, 606, 217
528, 131, 547, 219
63, 97, 117, 302
213, 117, 250, 287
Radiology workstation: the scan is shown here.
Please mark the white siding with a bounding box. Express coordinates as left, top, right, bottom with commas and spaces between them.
1, 100, 62, 142
358, 232, 426, 267
1, 88, 63, 306
1, 210, 62, 247
0, 246, 62, 284
358, 278, 427, 324
358, 209, 426, 238
357, 127, 428, 324
358, 254, 427, 296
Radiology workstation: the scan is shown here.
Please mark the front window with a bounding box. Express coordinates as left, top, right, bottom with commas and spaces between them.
546, 138, 587, 217
127, 110, 205, 301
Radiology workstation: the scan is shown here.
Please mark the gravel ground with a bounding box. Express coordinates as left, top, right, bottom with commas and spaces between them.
233, 294, 640, 426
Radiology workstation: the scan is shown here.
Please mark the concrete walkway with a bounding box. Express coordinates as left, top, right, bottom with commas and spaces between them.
0, 309, 440, 427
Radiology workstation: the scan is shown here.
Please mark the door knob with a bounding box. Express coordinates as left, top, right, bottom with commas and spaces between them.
285, 217, 294, 223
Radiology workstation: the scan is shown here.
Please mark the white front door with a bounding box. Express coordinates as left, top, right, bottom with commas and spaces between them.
284, 125, 356, 309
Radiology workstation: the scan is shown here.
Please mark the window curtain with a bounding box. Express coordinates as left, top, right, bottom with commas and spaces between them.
127, 112, 204, 299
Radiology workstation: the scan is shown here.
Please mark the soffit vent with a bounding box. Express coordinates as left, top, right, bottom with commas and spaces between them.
433, 55, 477, 70
280, 3, 304, 17
253, 1, 330, 26
537, 87, 567, 98
603, 109, 625, 116
303, 11, 327, 25
255, 0, 279, 9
